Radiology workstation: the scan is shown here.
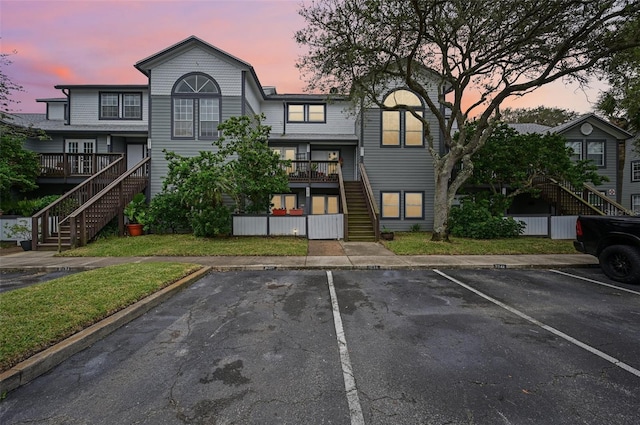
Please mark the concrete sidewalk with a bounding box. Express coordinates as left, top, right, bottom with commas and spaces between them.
0, 241, 599, 271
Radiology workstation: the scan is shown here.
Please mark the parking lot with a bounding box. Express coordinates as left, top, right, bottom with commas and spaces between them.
1, 267, 638, 424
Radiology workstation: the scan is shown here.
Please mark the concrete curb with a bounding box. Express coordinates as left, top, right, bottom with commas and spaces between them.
0, 266, 211, 394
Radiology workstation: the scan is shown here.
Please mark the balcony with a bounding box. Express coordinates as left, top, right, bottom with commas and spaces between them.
39, 153, 124, 179
286, 160, 340, 183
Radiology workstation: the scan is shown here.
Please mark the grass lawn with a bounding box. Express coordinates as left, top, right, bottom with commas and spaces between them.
57, 234, 309, 257
382, 232, 577, 255
0, 262, 201, 372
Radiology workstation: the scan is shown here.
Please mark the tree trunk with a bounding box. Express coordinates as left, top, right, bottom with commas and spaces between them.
431, 170, 451, 242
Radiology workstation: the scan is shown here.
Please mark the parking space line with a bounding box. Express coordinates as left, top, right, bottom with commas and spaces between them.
326, 271, 365, 425
433, 269, 640, 378
549, 270, 640, 295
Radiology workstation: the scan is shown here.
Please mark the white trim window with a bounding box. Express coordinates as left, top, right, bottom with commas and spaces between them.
172, 73, 220, 139
565, 140, 583, 161
587, 141, 605, 166
382, 90, 424, 147
632, 194, 640, 214
100, 92, 142, 120
631, 161, 640, 182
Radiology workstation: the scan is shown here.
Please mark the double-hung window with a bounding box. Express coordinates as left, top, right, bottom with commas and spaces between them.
287, 104, 325, 123
123, 93, 142, 119
632, 194, 640, 214
631, 161, 640, 182
172, 73, 220, 139
381, 192, 400, 218
404, 192, 424, 219
587, 140, 605, 166
382, 90, 424, 147
565, 140, 583, 161
100, 92, 142, 120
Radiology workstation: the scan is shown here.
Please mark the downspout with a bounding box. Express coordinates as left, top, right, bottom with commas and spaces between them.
62, 88, 70, 125
145, 70, 152, 203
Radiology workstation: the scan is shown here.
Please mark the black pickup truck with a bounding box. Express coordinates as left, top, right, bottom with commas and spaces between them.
574, 215, 640, 284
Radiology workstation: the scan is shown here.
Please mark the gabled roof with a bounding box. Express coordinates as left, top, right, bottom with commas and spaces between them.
53, 84, 148, 90
134, 35, 267, 98
507, 123, 551, 134
549, 113, 633, 140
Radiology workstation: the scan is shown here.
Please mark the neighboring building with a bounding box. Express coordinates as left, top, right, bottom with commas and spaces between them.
6, 36, 637, 248
622, 134, 640, 214
508, 114, 637, 215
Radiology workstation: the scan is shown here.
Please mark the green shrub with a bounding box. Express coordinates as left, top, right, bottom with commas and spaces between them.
3, 195, 61, 216
189, 204, 231, 237
449, 198, 524, 239
148, 192, 191, 234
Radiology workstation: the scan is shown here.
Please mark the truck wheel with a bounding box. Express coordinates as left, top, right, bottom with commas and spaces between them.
599, 245, 640, 284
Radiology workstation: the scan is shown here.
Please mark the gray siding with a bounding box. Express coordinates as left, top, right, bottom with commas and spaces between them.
621, 139, 640, 211
361, 108, 437, 231
561, 126, 617, 199
69, 89, 149, 125
149, 94, 243, 196
150, 47, 243, 96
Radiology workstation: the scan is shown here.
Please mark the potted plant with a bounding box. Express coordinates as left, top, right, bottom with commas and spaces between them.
124, 193, 148, 236
272, 207, 287, 216
380, 226, 394, 241
288, 208, 304, 216
4, 222, 34, 251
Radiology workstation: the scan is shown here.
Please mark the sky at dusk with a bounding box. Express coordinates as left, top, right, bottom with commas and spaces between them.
2, 0, 607, 114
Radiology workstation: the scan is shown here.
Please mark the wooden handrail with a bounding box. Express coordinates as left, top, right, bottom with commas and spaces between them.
39, 153, 123, 178
337, 163, 349, 240
359, 163, 380, 241
66, 157, 150, 248
32, 156, 126, 249
544, 177, 633, 216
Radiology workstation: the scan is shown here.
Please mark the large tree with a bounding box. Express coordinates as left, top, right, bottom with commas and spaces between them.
500, 107, 578, 127
296, 0, 640, 240
464, 122, 605, 213
596, 18, 640, 152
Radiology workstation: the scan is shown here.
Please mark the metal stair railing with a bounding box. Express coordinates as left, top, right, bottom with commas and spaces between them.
32, 155, 125, 250
65, 157, 150, 248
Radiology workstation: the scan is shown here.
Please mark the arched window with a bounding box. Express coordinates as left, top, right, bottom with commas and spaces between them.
381, 89, 424, 147
172, 73, 221, 139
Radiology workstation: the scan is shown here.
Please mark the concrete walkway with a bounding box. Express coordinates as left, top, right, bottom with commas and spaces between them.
0, 241, 599, 271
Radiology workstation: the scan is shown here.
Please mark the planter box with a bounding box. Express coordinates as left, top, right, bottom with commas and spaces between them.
272, 209, 287, 216
288, 209, 304, 216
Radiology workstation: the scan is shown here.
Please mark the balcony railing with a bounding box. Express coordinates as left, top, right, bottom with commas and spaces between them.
286, 160, 340, 183
39, 153, 124, 178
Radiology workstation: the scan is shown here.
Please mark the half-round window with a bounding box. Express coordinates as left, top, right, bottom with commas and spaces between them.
172, 73, 221, 139
382, 89, 424, 147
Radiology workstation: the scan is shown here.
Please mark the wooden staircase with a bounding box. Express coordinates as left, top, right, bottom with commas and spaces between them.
344, 181, 376, 241
537, 177, 633, 216
33, 158, 150, 251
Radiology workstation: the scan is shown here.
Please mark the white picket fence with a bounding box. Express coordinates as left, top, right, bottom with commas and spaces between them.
233, 214, 344, 240
508, 215, 578, 239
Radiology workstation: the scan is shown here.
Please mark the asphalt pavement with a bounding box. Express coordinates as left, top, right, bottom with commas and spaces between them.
0, 241, 601, 396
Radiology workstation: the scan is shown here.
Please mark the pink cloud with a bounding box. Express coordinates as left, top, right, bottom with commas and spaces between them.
1, 0, 606, 114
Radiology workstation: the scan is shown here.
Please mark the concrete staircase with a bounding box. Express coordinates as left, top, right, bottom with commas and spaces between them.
344, 181, 376, 241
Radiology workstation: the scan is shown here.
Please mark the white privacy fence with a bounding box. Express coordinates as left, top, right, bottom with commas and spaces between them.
233, 214, 344, 240
508, 215, 578, 239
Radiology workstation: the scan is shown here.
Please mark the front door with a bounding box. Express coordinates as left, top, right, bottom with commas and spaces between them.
66, 139, 95, 174
127, 144, 147, 169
